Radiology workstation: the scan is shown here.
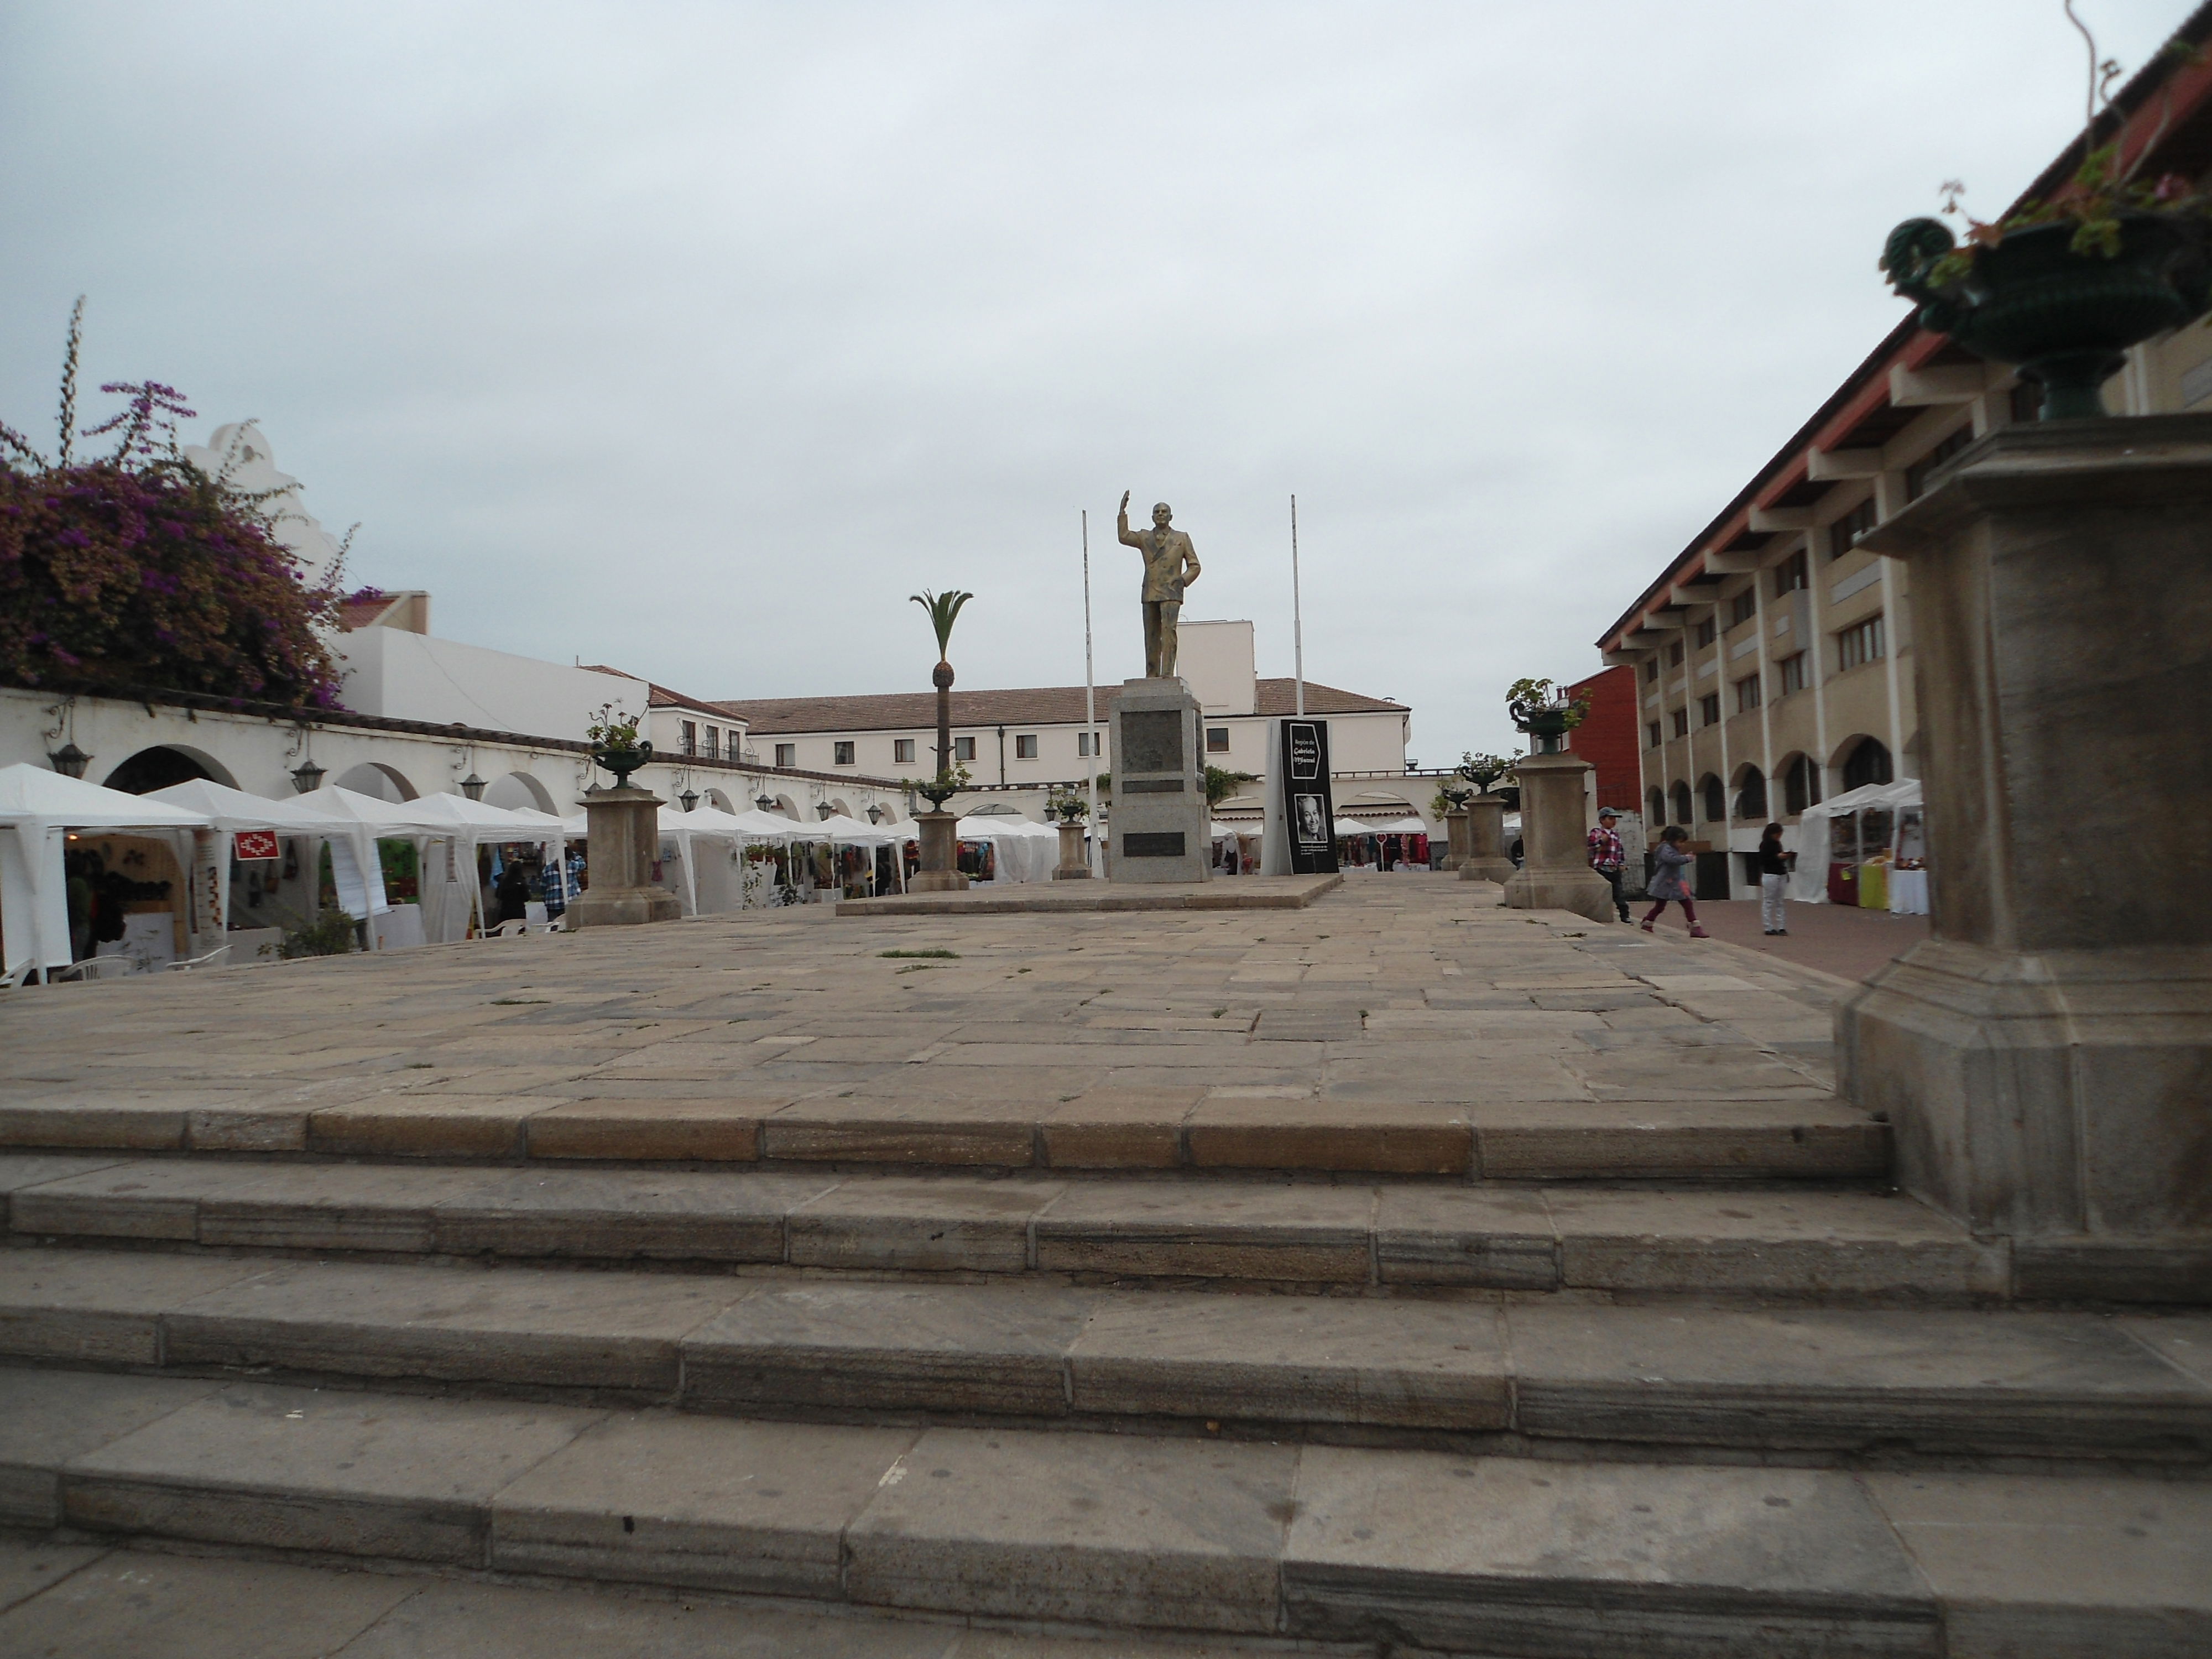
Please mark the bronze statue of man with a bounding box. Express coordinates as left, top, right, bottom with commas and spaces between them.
1117, 492, 1202, 679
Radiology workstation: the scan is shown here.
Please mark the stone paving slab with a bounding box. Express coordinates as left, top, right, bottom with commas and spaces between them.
1281, 1446, 1939, 1655
492, 1412, 916, 1597
0, 1543, 423, 1658
844, 1427, 1298, 1634
0, 1536, 1255, 1657
685, 1282, 1099, 1416
835, 874, 1343, 916
61, 1380, 598, 1562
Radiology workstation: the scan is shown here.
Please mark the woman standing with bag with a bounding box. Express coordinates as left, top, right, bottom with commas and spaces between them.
1640, 826, 1708, 938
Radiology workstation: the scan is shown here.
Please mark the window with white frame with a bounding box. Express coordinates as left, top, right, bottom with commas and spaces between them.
1014, 734, 1038, 759
894, 738, 916, 764
774, 743, 795, 768
833, 740, 855, 766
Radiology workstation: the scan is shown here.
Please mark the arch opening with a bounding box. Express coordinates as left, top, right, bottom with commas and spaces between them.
1698, 774, 1725, 825
485, 771, 555, 813
1733, 764, 1767, 821
1839, 737, 1893, 792
1778, 752, 1822, 816
102, 745, 237, 795
1669, 781, 1692, 828
331, 762, 418, 802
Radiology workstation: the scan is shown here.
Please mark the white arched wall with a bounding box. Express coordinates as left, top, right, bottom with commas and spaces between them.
332, 761, 417, 802
486, 771, 555, 813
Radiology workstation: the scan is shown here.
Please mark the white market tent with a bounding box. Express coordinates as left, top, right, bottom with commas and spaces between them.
300, 785, 572, 944
954, 815, 1057, 884
1332, 818, 1370, 838
0, 763, 212, 978
1787, 779, 1925, 903
145, 779, 367, 953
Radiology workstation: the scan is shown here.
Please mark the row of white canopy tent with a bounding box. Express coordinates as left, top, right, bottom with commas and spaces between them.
636, 808, 1063, 904
4, 761, 1084, 975
1, 763, 583, 976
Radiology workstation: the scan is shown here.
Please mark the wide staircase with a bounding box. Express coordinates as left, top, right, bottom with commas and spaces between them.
0, 897, 2206, 1655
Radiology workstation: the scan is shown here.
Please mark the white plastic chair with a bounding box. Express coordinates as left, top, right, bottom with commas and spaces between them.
166, 944, 233, 972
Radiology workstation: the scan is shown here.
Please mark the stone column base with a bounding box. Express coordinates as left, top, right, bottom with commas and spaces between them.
913, 811, 969, 892
1053, 821, 1091, 879
1458, 859, 1516, 883
1840, 940, 2212, 1302
1501, 867, 1617, 923
568, 886, 682, 928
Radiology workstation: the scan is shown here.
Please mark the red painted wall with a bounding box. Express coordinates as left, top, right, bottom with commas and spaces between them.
1563, 665, 1642, 813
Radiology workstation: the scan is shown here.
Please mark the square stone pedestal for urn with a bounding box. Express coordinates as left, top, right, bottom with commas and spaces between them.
1838, 416, 2212, 1302
1108, 677, 1209, 884
568, 787, 682, 927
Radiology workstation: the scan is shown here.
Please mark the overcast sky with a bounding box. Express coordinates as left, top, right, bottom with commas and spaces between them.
1, 2, 2190, 763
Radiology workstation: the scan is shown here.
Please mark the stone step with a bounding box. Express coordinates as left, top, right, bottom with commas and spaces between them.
4, 1365, 2206, 1656
0, 1153, 2027, 1302
0, 1533, 1281, 1658
0, 1089, 1887, 1182
0, 1535, 1243, 1659
3, 1247, 2208, 1463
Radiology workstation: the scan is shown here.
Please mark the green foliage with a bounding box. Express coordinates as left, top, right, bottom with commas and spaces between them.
910, 588, 973, 659
1456, 750, 1520, 795
1, 305, 348, 706
1204, 764, 1258, 808
899, 761, 971, 808
1896, 16, 2212, 292
586, 702, 643, 749
1046, 785, 1088, 821
880, 947, 959, 959
279, 907, 357, 958
1504, 678, 1589, 729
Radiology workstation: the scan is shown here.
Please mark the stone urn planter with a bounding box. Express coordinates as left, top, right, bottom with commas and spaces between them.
1516, 707, 1574, 755
590, 742, 653, 788
1883, 212, 2209, 419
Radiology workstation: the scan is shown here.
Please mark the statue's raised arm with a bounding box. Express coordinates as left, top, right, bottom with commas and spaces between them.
1116, 490, 1139, 546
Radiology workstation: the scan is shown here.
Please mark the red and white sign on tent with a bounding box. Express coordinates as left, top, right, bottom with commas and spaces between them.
233, 830, 280, 862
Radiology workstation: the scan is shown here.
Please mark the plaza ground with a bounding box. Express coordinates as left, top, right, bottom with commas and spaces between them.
0, 874, 2203, 1655
1633, 890, 1931, 985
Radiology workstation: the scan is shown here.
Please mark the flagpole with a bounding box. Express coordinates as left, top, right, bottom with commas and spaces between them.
1291, 493, 1305, 718
1082, 509, 1099, 873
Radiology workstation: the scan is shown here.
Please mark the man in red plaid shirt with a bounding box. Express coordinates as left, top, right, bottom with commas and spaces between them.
1587, 808, 1631, 922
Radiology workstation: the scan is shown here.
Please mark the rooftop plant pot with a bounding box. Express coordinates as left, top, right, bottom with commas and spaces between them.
591, 742, 653, 788
1884, 211, 2210, 419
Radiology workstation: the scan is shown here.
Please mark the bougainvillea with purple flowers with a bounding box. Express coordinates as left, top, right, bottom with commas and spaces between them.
0, 303, 347, 708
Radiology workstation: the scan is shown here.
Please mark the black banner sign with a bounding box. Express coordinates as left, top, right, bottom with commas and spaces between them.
1278, 719, 1338, 875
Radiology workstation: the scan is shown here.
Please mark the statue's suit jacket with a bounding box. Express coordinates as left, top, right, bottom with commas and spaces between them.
1119, 522, 1201, 603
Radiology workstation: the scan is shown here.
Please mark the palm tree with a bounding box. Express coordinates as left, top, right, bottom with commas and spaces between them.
910, 588, 973, 788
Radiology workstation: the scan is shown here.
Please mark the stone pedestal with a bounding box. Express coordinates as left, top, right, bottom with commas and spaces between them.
568, 787, 681, 928
1052, 821, 1091, 879
1108, 677, 1209, 884
1457, 794, 1517, 884
910, 810, 969, 893
1838, 416, 2212, 1301
1501, 758, 1613, 922
1442, 807, 1471, 872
